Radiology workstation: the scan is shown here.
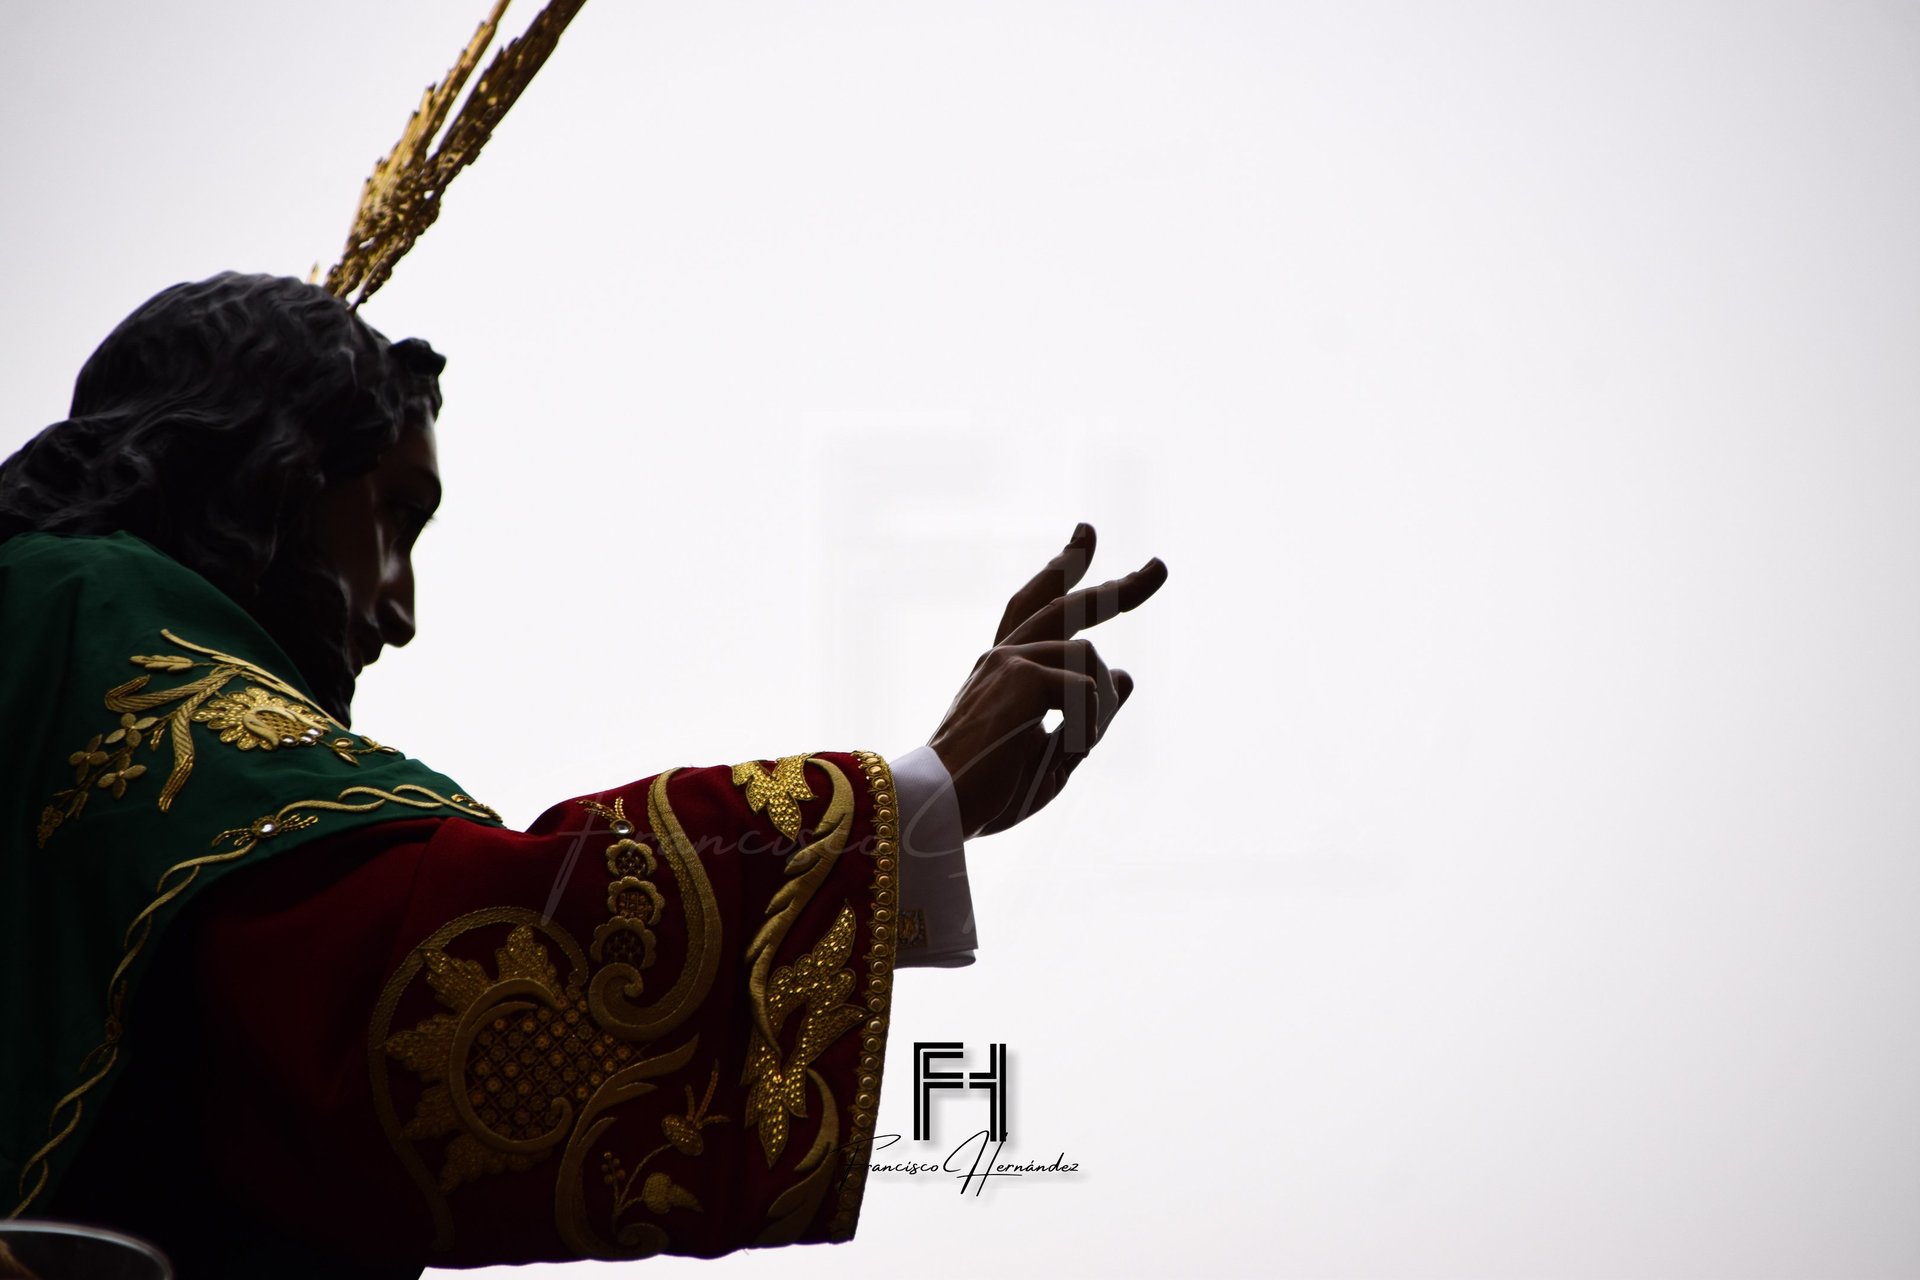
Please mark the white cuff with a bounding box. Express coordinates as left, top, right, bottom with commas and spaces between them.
887, 744, 977, 969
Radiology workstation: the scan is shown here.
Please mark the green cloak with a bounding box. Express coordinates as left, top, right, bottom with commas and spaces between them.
1, 531, 501, 1214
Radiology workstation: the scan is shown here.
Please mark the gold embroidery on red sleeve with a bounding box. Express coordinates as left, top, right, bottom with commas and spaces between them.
829, 751, 900, 1239
597, 1060, 729, 1242
368, 753, 899, 1258
660, 1062, 730, 1156
742, 905, 866, 1163
732, 753, 898, 1245
731, 754, 814, 840
371, 769, 722, 1259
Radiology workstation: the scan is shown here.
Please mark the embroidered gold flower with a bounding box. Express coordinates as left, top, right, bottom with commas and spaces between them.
68, 735, 110, 780
103, 712, 158, 749
660, 1064, 729, 1157
192, 686, 331, 751
51, 718, 156, 835
384, 925, 633, 1192
590, 825, 665, 968
95, 763, 148, 799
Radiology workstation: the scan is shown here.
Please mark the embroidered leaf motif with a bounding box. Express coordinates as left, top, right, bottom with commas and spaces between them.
795, 997, 866, 1073
497, 925, 561, 994
401, 1084, 460, 1141
424, 950, 493, 1013
742, 905, 868, 1165
385, 1013, 459, 1080
440, 1133, 531, 1192
640, 1172, 702, 1215
731, 755, 814, 840
790, 913, 863, 1068
383, 919, 639, 1203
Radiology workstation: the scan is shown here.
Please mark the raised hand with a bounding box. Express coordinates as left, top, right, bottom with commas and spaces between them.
928, 523, 1168, 838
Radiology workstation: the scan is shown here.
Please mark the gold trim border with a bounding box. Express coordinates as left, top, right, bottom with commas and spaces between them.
829, 750, 900, 1238
9, 784, 497, 1217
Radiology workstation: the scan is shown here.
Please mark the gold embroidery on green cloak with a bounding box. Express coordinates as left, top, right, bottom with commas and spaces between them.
37, 628, 398, 846
12, 782, 498, 1218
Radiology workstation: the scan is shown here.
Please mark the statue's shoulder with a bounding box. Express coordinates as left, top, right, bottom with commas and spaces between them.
0, 532, 285, 709
1, 531, 227, 619
0, 529, 189, 579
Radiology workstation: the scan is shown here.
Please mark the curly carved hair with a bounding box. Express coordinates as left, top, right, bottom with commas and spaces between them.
0, 272, 445, 723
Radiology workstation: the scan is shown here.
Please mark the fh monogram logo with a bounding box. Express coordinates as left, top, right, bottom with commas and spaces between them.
913, 1041, 1008, 1142
868, 1042, 1074, 1193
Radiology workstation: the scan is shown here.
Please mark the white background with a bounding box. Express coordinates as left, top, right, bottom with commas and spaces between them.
4, 2, 1918, 1276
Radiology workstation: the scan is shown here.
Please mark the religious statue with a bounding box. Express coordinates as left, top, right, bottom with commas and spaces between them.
0, 6, 1166, 1277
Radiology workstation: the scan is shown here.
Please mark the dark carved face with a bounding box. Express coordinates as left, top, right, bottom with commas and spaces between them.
312, 415, 441, 681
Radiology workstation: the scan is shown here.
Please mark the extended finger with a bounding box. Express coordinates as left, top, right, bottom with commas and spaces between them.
1003, 555, 1168, 646
995, 523, 1096, 644
1070, 647, 1121, 754
1064, 639, 1117, 755
1090, 667, 1132, 748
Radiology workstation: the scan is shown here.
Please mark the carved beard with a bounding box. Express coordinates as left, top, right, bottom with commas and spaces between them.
249, 545, 359, 727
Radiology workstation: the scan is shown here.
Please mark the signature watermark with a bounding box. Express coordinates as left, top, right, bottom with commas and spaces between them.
858, 1040, 1081, 1196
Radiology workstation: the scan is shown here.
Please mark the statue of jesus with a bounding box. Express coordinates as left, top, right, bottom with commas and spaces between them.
0, 271, 1166, 1278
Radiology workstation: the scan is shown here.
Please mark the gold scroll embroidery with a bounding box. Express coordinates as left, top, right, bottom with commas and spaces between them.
10, 783, 497, 1217
371, 753, 898, 1256
730, 754, 894, 1245
37, 629, 396, 847
741, 906, 864, 1166
371, 769, 722, 1258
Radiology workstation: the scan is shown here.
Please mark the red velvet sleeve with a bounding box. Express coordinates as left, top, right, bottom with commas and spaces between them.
182, 751, 901, 1268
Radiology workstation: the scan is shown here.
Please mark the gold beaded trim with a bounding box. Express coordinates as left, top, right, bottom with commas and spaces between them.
829, 750, 900, 1238
13, 783, 495, 1217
